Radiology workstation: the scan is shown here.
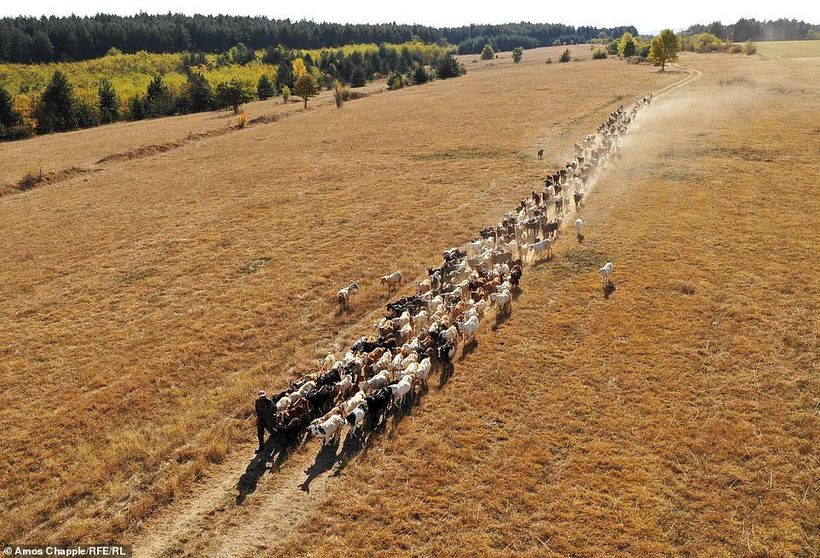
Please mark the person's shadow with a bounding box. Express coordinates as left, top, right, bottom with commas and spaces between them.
299, 443, 338, 493
236, 437, 289, 505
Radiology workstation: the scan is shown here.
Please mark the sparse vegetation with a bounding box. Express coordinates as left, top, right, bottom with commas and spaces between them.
592, 49, 608, 59
512, 47, 523, 63
559, 48, 572, 63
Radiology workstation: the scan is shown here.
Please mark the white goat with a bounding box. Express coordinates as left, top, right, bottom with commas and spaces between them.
458, 314, 480, 343
381, 271, 403, 297
526, 238, 553, 261
308, 413, 346, 446
599, 262, 614, 286
336, 282, 359, 311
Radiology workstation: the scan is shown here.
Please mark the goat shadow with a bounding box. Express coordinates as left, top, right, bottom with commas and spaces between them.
437, 362, 455, 388
299, 443, 338, 493
334, 305, 355, 318
236, 437, 291, 505
577, 234, 585, 243
603, 282, 616, 299
459, 339, 478, 360
494, 308, 512, 328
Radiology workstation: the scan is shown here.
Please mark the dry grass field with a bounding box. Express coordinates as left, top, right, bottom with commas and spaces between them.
755, 39, 820, 58
0, 45, 674, 544
1, 45, 817, 557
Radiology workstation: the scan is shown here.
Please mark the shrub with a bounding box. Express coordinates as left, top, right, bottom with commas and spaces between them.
618, 32, 637, 57
0, 85, 21, 130
281, 85, 290, 103
185, 72, 214, 113
744, 40, 757, 55
257, 74, 275, 100
129, 96, 147, 120
545, 58, 552, 64
387, 71, 406, 90
480, 44, 495, 60
98, 79, 119, 123
559, 49, 571, 63
236, 112, 248, 128
73, 100, 99, 129
435, 53, 465, 79
412, 63, 429, 84
34, 70, 76, 133
215, 79, 255, 114
726, 43, 743, 54
332, 79, 347, 108
512, 47, 523, 63
592, 49, 607, 59
350, 65, 367, 87
637, 44, 651, 58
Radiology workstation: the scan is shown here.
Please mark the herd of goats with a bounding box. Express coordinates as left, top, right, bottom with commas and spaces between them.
253, 94, 653, 452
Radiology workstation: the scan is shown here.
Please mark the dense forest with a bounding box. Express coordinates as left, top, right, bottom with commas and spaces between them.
0, 14, 637, 63
684, 18, 819, 42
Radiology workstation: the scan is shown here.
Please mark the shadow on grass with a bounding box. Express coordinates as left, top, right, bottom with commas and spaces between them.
236, 436, 292, 505
299, 443, 338, 493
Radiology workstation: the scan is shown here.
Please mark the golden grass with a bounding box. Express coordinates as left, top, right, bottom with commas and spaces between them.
0, 46, 677, 544
4, 48, 817, 555
259, 53, 816, 556
754, 39, 820, 58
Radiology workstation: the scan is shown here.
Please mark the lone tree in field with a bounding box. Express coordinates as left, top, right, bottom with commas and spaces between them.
281, 85, 291, 103
648, 29, 680, 71
480, 44, 495, 60
216, 79, 255, 114
294, 73, 318, 108
512, 47, 523, 63
98, 79, 119, 123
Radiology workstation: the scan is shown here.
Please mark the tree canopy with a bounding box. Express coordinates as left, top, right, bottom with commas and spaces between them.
0, 14, 642, 63
293, 73, 318, 108
648, 29, 680, 70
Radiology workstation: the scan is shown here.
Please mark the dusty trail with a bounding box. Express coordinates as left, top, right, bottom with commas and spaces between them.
131, 65, 700, 558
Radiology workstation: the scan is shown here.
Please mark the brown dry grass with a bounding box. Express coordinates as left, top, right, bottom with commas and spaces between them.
0, 47, 677, 544
263, 53, 817, 556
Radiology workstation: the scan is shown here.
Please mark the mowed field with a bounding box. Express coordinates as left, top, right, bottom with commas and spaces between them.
0, 45, 674, 543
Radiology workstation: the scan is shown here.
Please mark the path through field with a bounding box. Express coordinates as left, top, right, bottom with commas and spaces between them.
132, 65, 700, 558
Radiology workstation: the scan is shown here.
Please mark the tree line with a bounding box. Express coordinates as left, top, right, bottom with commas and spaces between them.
0, 14, 640, 63
0, 43, 465, 140
446, 23, 639, 54
684, 18, 819, 42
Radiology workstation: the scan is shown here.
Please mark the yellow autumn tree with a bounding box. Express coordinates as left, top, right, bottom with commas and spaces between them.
292, 58, 307, 79
648, 29, 680, 71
